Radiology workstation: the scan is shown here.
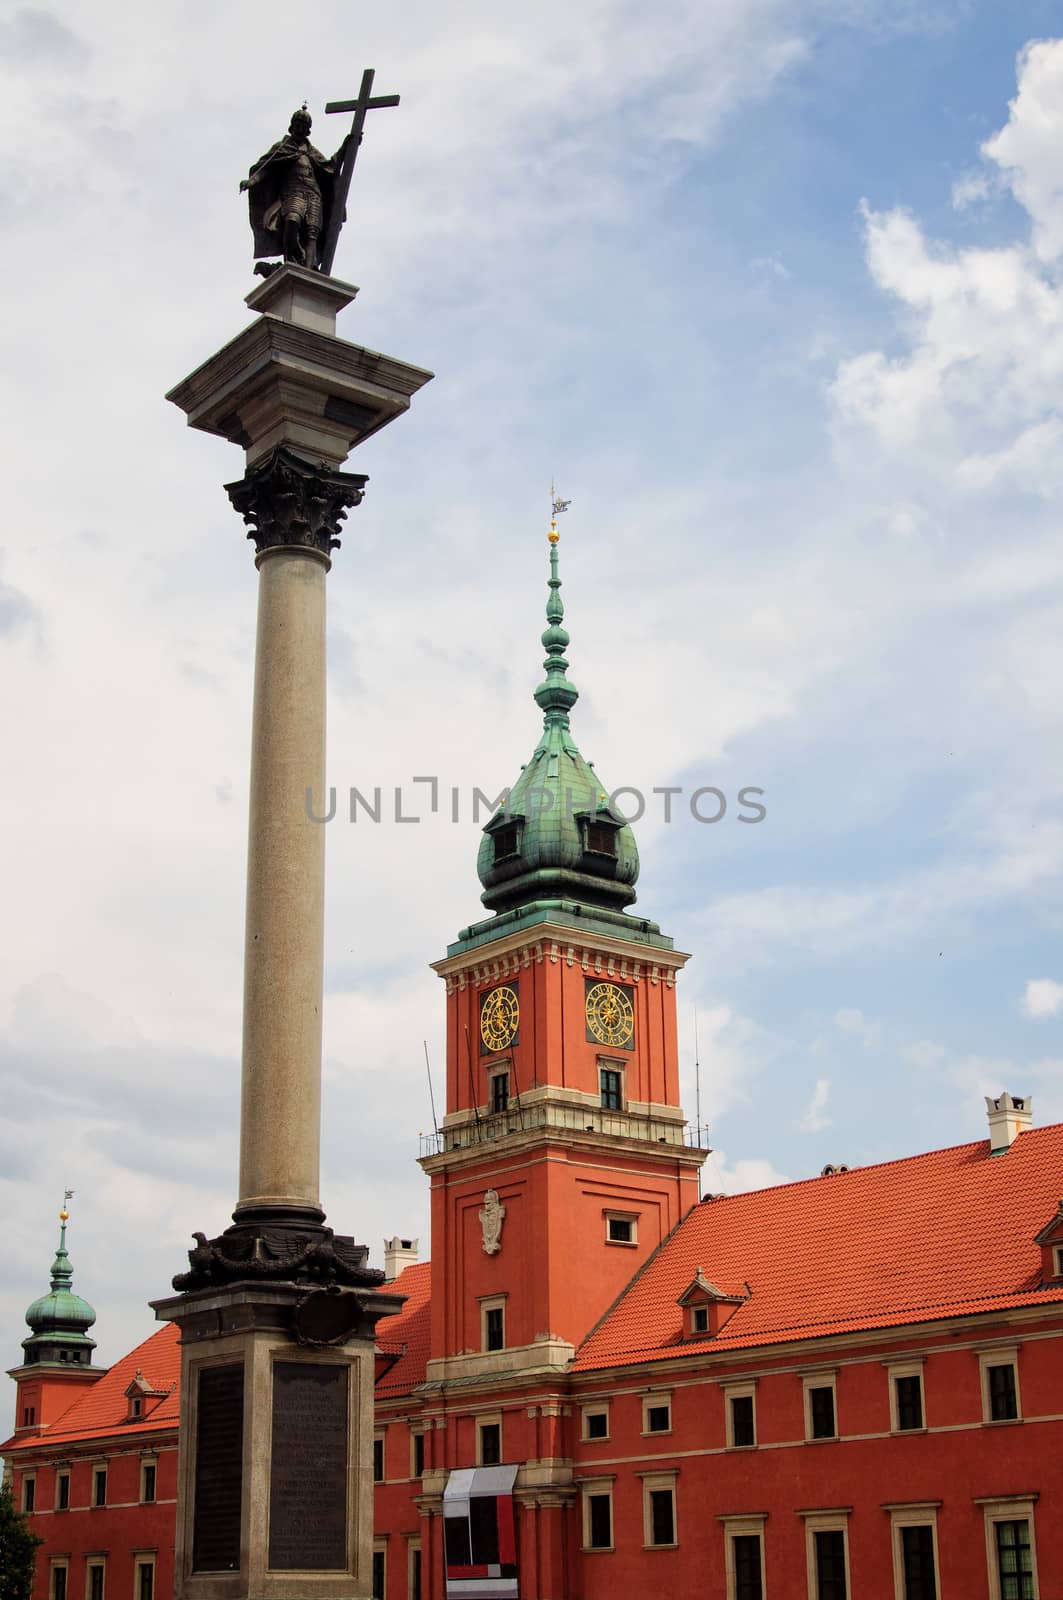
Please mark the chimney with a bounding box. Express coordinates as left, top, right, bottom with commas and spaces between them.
985, 1092, 1033, 1154
383, 1236, 419, 1281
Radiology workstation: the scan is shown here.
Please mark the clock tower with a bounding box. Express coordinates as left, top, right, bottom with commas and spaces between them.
420, 510, 706, 1392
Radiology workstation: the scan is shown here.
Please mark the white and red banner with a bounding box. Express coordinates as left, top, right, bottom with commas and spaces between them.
443, 1465, 519, 1600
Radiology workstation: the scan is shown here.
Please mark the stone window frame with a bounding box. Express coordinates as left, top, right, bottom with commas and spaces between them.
578, 1473, 616, 1553
603, 1209, 639, 1248
139, 1458, 157, 1505
641, 1392, 673, 1437
718, 1513, 768, 1600
488, 1064, 511, 1114
373, 1431, 386, 1483
133, 1554, 156, 1600
976, 1494, 1040, 1600
639, 1469, 679, 1550
21, 1472, 36, 1514
885, 1358, 927, 1435
410, 1427, 426, 1479
50, 1559, 70, 1600
800, 1370, 839, 1442
977, 1345, 1022, 1425
798, 1508, 851, 1600
371, 1540, 387, 1600
92, 1464, 108, 1508
722, 1380, 758, 1451
476, 1411, 503, 1467
883, 1501, 941, 1600
581, 1402, 611, 1443
598, 1059, 627, 1112
55, 1467, 71, 1511
480, 1294, 507, 1353
85, 1558, 106, 1600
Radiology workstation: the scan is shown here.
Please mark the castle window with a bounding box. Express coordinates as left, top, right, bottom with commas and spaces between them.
978, 1497, 1039, 1600
692, 1305, 709, 1333
492, 825, 520, 862
605, 1212, 637, 1246
477, 1419, 502, 1467
581, 1407, 610, 1441
412, 1431, 425, 1477
407, 1542, 421, 1600
481, 1297, 506, 1353
490, 1071, 510, 1113
584, 822, 618, 858
721, 1515, 767, 1600
978, 1348, 1021, 1423
372, 1545, 385, 1600
802, 1373, 838, 1441
599, 1067, 623, 1111
135, 1560, 154, 1600
56, 1471, 70, 1511
87, 1563, 105, 1600
373, 1435, 385, 1482
641, 1474, 677, 1548
581, 1479, 615, 1551
51, 1564, 68, 1600
140, 1461, 156, 1504
729, 1394, 756, 1449
130, 1397, 142, 1419
93, 1467, 107, 1506
642, 1396, 672, 1435
22, 1477, 35, 1513
22, 1405, 35, 1427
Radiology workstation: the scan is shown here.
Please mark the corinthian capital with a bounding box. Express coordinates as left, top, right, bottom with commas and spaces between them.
225, 446, 368, 559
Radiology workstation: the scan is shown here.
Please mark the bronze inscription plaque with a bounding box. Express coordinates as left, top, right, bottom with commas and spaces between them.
268, 1361, 348, 1570
192, 1363, 244, 1571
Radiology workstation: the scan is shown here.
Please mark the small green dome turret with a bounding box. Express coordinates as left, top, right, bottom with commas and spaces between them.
477, 501, 640, 916
21, 1198, 98, 1368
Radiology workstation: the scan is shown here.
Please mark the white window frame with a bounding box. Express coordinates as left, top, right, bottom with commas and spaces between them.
132, 1556, 155, 1600
410, 1428, 426, 1479
640, 1470, 678, 1550
50, 1561, 70, 1600
139, 1458, 157, 1504
978, 1346, 1022, 1424
480, 1294, 507, 1353
719, 1514, 767, 1600
581, 1403, 611, 1442
406, 1537, 421, 1600
886, 1360, 926, 1435
488, 1064, 511, 1113
55, 1468, 71, 1511
604, 1210, 639, 1247
579, 1475, 616, 1553
476, 1411, 503, 1466
977, 1496, 1039, 1600
641, 1392, 673, 1436
723, 1381, 758, 1450
85, 1560, 106, 1600
598, 1059, 627, 1112
801, 1372, 838, 1442
92, 1463, 108, 1507
885, 1503, 941, 1600
800, 1509, 851, 1600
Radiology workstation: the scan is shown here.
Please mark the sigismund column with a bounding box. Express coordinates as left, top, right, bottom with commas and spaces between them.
152, 161, 432, 1600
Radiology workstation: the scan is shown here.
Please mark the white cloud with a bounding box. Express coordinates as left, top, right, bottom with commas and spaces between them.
797, 1076, 832, 1132
1022, 978, 1063, 1018
701, 1149, 792, 1196
983, 39, 1063, 262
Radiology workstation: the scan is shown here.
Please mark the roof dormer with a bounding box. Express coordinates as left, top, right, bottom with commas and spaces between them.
124, 1369, 172, 1422
1034, 1199, 1063, 1285
676, 1266, 750, 1339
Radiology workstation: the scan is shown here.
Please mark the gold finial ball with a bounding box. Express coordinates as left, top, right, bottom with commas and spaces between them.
548, 522, 560, 544
59, 1209, 69, 1222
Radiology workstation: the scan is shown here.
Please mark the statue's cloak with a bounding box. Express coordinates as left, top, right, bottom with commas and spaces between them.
244, 137, 340, 259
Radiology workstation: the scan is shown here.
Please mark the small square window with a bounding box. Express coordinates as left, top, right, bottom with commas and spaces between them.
140, 1463, 156, 1504
691, 1305, 709, 1334
730, 1395, 755, 1448
479, 1422, 501, 1466
493, 824, 520, 861
644, 1401, 671, 1434
22, 1478, 35, 1514
484, 1305, 505, 1352
93, 1468, 107, 1507
605, 1214, 636, 1245
56, 1472, 70, 1511
490, 1072, 510, 1113
600, 1068, 623, 1111
584, 1410, 609, 1441
585, 822, 618, 858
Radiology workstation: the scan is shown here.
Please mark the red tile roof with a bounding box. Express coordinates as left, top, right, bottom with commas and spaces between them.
375, 1261, 431, 1398
575, 1124, 1063, 1370
2, 1323, 181, 1453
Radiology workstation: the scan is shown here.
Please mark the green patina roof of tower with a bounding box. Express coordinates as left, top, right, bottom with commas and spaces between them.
22, 1209, 98, 1364
451, 512, 672, 958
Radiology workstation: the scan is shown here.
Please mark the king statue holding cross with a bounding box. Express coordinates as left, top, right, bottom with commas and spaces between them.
240, 69, 400, 277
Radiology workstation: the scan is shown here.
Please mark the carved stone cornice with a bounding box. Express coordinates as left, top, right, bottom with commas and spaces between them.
225, 446, 367, 560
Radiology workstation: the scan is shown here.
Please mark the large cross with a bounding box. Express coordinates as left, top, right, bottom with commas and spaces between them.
319, 68, 400, 276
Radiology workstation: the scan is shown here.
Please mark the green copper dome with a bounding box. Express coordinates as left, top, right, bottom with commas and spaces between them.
476, 519, 640, 915
21, 1209, 98, 1368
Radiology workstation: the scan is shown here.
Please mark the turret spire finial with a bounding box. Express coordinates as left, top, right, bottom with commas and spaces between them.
535, 487, 577, 724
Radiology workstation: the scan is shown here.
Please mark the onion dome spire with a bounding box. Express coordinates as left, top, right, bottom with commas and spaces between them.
21, 1192, 98, 1368
475, 491, 640, 917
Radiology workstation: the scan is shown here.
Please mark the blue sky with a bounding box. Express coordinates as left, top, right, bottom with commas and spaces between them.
3, 0, 1063, 1368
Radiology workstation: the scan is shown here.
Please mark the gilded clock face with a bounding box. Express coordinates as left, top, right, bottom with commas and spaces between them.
480, 985, 519, 1053
585, 981, 634, 1048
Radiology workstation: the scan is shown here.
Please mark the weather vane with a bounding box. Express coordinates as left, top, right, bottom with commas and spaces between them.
61, 1188, 74, 1222
240, 68, 400, 280
549, 483, 571, 544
